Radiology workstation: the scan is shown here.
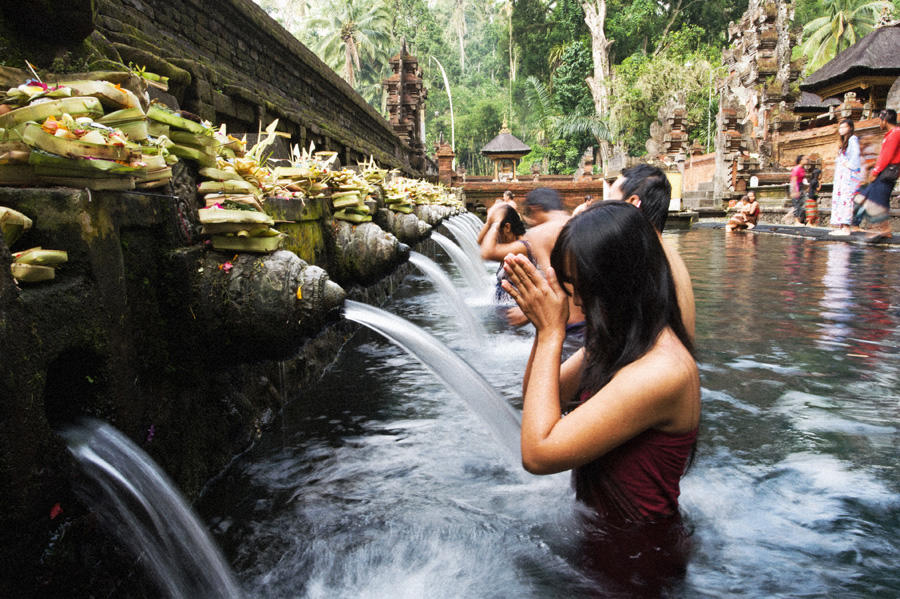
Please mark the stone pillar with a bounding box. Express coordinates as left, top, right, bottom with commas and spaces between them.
435, 140, 456, 186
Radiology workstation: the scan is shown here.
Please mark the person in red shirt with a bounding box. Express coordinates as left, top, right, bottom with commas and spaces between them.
789, 155, 808, 225
857, 109, 898, 240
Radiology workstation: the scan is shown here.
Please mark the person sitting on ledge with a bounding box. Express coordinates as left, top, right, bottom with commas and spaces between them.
726, 191, 760, 231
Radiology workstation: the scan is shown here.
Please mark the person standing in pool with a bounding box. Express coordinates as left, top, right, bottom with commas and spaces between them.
603, 163, 696, 340
480, 188, 585, 334
477, 202, 535, 303
501, 201, 700, 593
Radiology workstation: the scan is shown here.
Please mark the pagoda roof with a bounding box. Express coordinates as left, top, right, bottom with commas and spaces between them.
481, 128, 531, 156
801, 24, 900, 94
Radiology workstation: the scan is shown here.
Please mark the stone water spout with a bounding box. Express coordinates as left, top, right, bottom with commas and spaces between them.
194, 249, 345, 359
375, 208, 432, 245
330, 221, 410, 285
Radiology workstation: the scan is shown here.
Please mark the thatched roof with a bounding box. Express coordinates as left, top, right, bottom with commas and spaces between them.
481, 127, 531, 156
801, 24, 900, 93
794, 91, 841, 112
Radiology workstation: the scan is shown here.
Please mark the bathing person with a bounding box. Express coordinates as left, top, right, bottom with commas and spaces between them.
572, 194, 594, 217
603, 163, 696, 340
726, 191, 760, 231
478, 203, 535, 302
501, 201, 700, 592
829, 120, 861, 237
482, 188, 585, 330
790, 155, 808, 225
476, 191, 516, 245
856, 109, 899, 241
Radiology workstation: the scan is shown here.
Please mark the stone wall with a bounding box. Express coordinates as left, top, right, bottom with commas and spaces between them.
0, 180, 449, 595
774, 117, 886, 181
0, 0, 423, 174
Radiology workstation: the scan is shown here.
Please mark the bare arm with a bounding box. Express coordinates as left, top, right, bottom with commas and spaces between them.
503, 253, 698, 476
522, 338, 584, 411
480, 222, 529, 261
521, 346, 695, 474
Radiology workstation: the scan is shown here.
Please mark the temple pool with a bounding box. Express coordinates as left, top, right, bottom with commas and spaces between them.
199, 228, 900, 597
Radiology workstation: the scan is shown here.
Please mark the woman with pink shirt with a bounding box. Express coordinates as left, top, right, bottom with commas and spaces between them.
789, 155, 808, 226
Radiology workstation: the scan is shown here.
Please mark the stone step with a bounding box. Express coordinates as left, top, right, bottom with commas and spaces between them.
697, 181, 715, 192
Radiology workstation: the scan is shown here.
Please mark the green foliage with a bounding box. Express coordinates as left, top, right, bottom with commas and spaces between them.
511, 0, 551, 81
799, 0, 895, 73
552, 39, 594, 115
609, 34, 722, 155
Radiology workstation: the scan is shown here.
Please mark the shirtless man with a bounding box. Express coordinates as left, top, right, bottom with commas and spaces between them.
605, 164, 696, 339
479, 188, 585, 328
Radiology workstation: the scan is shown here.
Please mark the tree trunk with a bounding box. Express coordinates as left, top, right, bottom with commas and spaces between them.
582, 0, 612, 174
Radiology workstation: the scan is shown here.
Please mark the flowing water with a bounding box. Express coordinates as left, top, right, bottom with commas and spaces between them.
194, 229, 897, 597
64, 420, 243, 599
430, 230, 490, 291
442, 218, 484, 271
408, 251, 485, 342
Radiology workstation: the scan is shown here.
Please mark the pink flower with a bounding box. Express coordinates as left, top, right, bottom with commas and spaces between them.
219, 261, 233, 273
50, 503, 63, 520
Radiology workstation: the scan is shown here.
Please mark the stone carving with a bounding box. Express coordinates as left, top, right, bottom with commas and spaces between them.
194, 250, 345, 358
375, 208, 432, 246
716, 0, 800, 198
384, 42, 428, 171
330, 221, 410, 285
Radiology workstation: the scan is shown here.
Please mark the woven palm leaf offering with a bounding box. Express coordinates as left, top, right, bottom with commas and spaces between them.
198, 120, 283, 253
328, 165, 375, 224
270, 142, 336, 201
147, 101, 218, 168
10, 246, 68, 283
0, 74, 175, 189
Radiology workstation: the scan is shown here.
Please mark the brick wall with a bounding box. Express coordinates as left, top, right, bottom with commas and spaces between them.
462, 179, 605, 213
683, 152, 716, 191
94, 0, 419, 173
775, 118, 886, 183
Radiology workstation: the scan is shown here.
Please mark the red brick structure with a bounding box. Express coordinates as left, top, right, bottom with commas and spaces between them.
462, 176, 604, 213
435, 140, 455, 186
383, 42, 428, 171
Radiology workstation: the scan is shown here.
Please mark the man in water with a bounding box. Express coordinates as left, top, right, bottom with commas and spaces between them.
480, 188, 585, 332
604, 164, 696, 339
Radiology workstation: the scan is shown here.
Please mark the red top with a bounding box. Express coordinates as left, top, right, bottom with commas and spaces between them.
790, 165, 806, 193
872, 126, 900, 179
573, 426, 697, 523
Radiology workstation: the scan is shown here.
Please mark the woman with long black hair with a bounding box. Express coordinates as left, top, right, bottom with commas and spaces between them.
502, 201, 700, 594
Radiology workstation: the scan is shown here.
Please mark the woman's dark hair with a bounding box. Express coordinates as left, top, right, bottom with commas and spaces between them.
499, 204, 526, 237
795, 155, 804, 165
838, 119, 855, 153
551, 201, 693, 394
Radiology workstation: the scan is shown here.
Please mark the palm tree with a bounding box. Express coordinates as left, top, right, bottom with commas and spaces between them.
522, 76, 610, 174
800, 0, 894, 72
306, 0, 393, 88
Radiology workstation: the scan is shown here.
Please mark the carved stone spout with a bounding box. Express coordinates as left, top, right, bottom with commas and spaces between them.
374, 208, 431, 245
330, 221, 409, 285
194, 249, 345, 359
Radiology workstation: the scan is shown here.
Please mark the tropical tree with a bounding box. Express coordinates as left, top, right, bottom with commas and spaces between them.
450, 0, 468, 74
800, 0, 894, 72
305, 0, 393, 89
